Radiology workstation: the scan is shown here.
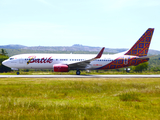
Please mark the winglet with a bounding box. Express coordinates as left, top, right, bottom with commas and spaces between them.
95, 47, 105, 59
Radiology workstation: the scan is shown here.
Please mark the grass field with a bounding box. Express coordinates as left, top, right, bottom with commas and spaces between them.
0, 78, 160, 120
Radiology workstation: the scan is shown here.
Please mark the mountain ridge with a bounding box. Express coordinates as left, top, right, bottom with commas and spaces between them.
0, 44, 160, 56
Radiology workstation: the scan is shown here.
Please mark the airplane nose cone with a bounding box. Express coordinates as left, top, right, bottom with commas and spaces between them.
2, 61, 5, 65
2, 60, 8, 67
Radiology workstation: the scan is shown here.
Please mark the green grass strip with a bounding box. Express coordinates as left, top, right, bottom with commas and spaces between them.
0, 78, 160, 120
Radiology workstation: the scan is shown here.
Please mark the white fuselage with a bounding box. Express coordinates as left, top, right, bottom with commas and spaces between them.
2, 53, 125, 70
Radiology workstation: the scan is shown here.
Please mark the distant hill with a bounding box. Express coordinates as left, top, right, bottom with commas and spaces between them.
0, 45, 26, 49
0, 44, 160, 57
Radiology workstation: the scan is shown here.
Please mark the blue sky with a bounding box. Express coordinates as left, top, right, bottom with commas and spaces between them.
0, 0, 160, 50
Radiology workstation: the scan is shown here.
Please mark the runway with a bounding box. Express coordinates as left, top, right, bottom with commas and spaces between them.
1, 75, 160, 78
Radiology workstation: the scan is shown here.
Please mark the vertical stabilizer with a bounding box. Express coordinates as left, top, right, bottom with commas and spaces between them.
125, 28, 154, 57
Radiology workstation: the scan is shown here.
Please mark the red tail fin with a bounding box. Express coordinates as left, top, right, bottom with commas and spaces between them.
125, 28, 154, 57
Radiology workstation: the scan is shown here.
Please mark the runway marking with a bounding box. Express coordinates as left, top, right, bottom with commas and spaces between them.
1, 75, 160, 78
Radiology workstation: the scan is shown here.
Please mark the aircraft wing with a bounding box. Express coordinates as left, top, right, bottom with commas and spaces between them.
68, 47, 105, 70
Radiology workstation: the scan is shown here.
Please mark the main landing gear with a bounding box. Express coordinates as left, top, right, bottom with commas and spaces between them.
17, 71, 20, 75
76, 70, 81, 75
126, 68, 130, 73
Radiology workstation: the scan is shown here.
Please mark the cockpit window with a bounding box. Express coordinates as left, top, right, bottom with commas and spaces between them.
9, 58, 14, 60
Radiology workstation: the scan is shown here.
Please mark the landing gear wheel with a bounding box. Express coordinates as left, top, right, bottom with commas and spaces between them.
126, 68, 130, 73
76, 70, 81, 75
17, 72, 20, 75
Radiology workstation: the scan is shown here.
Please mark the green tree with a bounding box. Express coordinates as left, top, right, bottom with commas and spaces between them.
0, 55, 11, 72
0, 49, 11, 72
0, 49, 8, 56
132, 62, 148, 72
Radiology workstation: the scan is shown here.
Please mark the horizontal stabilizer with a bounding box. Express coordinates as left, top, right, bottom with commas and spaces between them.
136, 55, 156, 59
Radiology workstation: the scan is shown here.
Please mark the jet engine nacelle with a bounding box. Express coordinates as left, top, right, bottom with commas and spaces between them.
53, 64, 69, 72
11, 68, 19, 71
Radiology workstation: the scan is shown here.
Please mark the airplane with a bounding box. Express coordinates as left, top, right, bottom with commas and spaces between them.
2, 28, 154, 75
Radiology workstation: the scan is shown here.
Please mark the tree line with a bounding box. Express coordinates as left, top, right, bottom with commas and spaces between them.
0, 49, 11, 72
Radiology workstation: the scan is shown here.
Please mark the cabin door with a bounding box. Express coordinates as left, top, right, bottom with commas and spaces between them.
124, 56, 128, 65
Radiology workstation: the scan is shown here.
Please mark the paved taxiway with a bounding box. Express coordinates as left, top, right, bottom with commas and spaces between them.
1, 75, 160, 78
